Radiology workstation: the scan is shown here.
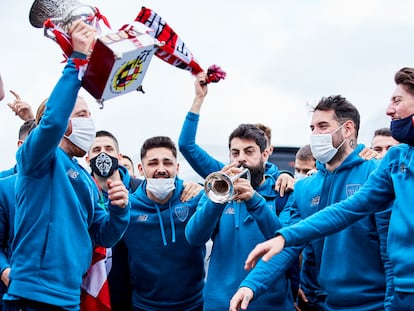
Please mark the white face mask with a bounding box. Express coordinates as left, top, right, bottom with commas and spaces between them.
294, 172, 307, 181
146, 178, 176, 200
310, 124, 345, 164
64, 117, 96, 152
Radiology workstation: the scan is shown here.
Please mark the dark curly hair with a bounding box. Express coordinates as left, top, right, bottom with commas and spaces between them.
312, 95, 360, 137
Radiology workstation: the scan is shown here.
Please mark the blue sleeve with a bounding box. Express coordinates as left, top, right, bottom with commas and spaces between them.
89, 191, 131, 248
0, 176, 17, 274
279, 162, 394, 247
279, 192, 302, 228
246, 192, 282, 239
185, 194, 225, 246
0, 204, 9, 274
374, 204, 394, 310
0, 166, 17, 179
238, 191, 302, 299
178, 112, 225, 178
16, 56, 85, 175
240, 246, 302, 299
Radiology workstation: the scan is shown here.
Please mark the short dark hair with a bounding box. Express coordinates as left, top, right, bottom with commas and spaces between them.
95, 130, 119, 153
373, 127, 392, 138
313, 95, 360, 137
121, 154, 135, 174
140, 136, 177, 159
18, 119, 36, 141
395, 67, 414, 96
121, 154, 134, 165
296, 144, 314, 161
228, 124, 267, 152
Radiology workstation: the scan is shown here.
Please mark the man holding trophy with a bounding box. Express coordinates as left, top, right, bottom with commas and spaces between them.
2, 12, 131, 311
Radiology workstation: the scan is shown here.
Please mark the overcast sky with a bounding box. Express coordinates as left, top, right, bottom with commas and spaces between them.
1, 0, 414, 180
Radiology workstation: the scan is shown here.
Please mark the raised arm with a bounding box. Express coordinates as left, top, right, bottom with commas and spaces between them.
244, 157, 395, 269
17, 20, 96, 174
178, 73, 225, 178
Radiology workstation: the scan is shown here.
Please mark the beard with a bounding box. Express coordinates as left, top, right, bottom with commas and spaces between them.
243, 161, 265, 190
331, 132, 347, 162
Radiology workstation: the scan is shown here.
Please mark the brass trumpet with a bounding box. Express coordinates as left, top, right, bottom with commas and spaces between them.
204, 168, 251, 203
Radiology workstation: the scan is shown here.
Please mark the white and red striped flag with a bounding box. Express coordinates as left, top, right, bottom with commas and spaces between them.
80, 246, 112, 311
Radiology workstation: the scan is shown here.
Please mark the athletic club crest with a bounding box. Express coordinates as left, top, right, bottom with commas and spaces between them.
174, 205, 189, 222
346, 184, 361, 197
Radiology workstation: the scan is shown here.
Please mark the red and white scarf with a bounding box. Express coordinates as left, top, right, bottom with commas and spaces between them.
134, 7, 226, 83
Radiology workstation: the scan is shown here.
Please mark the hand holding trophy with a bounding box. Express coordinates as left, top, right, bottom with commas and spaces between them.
68, 19, 97, 56
29, 0, 109, 59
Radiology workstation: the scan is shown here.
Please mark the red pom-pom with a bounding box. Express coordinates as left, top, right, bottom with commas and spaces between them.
206, 64, 226, 83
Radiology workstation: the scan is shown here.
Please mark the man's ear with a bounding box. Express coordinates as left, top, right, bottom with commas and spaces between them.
263, 146, 272, 161
344, 120, 355, 138
138, 163, 144, 177
262, 148, 270, 161
64, 119, 73, 137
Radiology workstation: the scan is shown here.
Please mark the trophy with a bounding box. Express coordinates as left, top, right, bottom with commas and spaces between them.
29, 0, 160, 108
29, 0, 97, 29
29, 0, 105, 58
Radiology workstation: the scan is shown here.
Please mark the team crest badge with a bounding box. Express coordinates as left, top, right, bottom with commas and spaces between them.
175, 205, 189, 222
346, 184, 361, 197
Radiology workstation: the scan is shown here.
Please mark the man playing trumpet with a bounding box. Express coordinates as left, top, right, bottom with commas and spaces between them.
185, 121, 297, 311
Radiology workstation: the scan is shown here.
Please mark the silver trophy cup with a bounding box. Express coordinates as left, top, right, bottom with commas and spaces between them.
29, 0, 98, 40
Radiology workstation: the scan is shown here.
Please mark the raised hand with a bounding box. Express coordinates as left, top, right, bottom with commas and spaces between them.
7, 90, 34, 121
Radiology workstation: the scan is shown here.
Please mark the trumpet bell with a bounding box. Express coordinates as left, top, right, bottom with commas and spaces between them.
204, 172, 234, 204
204, 168, 250, 204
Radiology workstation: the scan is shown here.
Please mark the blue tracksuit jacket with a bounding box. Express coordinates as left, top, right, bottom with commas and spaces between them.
279, 145, 408, 310
123, 178, 205, 310
239, 145, 393, 311
4, 55, 130, 310
293, 145, 392, 310
186, 175, 294, 311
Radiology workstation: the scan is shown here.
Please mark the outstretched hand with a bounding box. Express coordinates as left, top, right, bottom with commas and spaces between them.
229, 287, 254, 311
244, 235, 286, 270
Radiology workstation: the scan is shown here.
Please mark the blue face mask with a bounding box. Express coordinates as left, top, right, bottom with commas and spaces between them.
390, 114, 414, 146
